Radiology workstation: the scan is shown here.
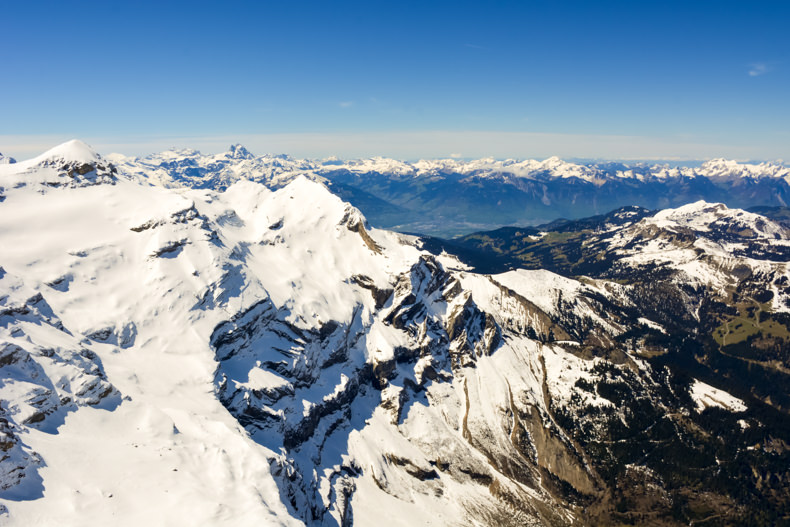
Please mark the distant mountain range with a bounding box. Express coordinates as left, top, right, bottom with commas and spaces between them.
95, 145, 790, 237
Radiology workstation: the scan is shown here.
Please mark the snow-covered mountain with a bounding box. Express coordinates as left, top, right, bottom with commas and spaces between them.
0, 141, 578, 525
2, 141, 789, 525
106, 145, 790, 237
107, 145, 318, 190
109, 145, 790, 187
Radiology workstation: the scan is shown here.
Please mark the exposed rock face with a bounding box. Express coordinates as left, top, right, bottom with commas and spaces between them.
211, 252, 582, 525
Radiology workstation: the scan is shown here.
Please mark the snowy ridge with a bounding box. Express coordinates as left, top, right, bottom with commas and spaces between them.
695, 158, 790, 181
1, 141, 788, 525
593, 201, 790, 314
102, 144, 790, 237
2, 145, 598, 525
647, 201, 786, 238
103, 144, 790, 189
22, 139, 102, 167
109, 146, 319, 191
0, 140, 118, 191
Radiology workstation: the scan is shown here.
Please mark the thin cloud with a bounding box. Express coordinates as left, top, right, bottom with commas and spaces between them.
748, 63, 769, 77
465, 43, 488, 50
338, 101, 354, 108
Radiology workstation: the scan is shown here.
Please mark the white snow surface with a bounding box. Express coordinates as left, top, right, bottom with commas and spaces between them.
689, 380, 747, 413
647, 201, 785, 238
0, 166, 313, 524
22, 139, 101, 166
0, 143, 432, 525
491, 269, 626, 336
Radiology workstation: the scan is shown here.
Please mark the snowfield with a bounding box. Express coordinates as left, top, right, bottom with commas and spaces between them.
689, 379, 747, 413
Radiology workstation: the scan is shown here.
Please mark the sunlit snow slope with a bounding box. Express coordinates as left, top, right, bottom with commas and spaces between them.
0, 141, 579, 525
2, 141, 785, 526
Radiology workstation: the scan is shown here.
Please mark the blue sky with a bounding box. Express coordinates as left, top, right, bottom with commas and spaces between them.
2, 1, 788, 160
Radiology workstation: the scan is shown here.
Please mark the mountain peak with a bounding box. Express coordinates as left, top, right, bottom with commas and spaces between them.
0, 153, 16, 165
228, 144, 253, 160
651, 200, 724, 220
32, 139, 101, 165
542, 155, 564, 164
698, 158, 789, 179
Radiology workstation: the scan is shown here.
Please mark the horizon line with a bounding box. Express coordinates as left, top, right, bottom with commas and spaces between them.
1, 131, 787, 165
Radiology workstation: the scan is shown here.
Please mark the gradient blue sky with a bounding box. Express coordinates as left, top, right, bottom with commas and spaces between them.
2, 1, 789, 160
